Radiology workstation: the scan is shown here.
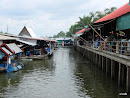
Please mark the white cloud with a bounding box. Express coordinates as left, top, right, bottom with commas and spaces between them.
0, 0, 129, 37
78, 0, 128, 15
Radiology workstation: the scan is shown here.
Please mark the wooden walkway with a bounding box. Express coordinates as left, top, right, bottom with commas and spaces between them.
75, 45, 130, 92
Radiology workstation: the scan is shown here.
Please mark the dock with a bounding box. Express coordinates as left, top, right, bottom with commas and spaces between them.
75, 45, 130, 92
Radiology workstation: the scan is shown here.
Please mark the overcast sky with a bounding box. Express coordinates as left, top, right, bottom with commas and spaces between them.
0, 0, 128, 37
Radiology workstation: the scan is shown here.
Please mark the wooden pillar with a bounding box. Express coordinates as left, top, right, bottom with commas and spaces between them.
87, 50, 88, 58
91, 52, 93, 62
121, 65, 125, 86
96, 54, 97, 65
94, 53, 96, 64
89, 52, 91, 61
106, 57, 108, 75
118, 63, 125, 86
118, 63, 121, 86
89, 51, 90, 61
88, 50, 89, 59
93, 53, 95, 64
99, 55, 101, 68
92, 52, 93, 61
126, 66, 130, 92
102, 56, 104, 70
97, 54, 99, 67
106, 58, 111, 75
111, 60, 115, 80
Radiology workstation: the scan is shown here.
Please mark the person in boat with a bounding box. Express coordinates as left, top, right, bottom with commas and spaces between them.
26, 50, 31, 56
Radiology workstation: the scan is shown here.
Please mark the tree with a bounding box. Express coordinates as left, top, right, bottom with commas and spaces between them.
53, 7, 117, 38
104, 7, 117, 15
53, 31, 66, 38
66, 31, 72, 37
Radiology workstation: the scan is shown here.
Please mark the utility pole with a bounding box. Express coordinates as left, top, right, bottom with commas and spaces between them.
7, 25, 8, 33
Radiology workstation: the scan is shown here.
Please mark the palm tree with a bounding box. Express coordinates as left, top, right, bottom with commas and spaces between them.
95, 11, 105, 19
104, 7, 117, 15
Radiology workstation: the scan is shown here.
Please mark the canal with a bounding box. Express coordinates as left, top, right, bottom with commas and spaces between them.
0, 48, 128, 98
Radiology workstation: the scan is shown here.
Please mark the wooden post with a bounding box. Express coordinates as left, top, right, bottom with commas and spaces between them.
87, 50, 89, 59
106, 57, 108, 75
111, 60, 115, 80
121, 65, 125, 86
99, 55, 101, 68
91, 52, 93, 62
118, 63, 125, 86
96, 54, 97, 65
93, 53, 94, 63
126, 66, 130, 92
118, 63, 121, 86
102, 56, 104, 70
94, 53, 96, 64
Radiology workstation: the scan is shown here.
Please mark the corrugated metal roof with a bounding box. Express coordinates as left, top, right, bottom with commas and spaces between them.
16, 39, 37, 46
18, 26, 37, 38
76, 28, 86, 34
1, 47, 12, 55
26, 27, 37, 38
6, 43, 22, 54
95, 3, 130, 23
0, 35, 18, 40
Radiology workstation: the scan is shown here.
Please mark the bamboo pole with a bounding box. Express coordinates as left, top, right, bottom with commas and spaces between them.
88, 24, 116, 53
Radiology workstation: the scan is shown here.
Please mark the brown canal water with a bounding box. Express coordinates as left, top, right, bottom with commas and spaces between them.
0, 48, 128, 98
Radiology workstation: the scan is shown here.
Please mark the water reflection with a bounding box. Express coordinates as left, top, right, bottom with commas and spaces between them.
69, 48, 128, 98
0, 56, 55, 98
0, 48, 129, 98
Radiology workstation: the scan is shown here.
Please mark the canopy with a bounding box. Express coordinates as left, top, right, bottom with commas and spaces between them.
16, 39, 37, 46
6, 43, 22, 54
95, 3, 130, 23
0, 47, 13, 56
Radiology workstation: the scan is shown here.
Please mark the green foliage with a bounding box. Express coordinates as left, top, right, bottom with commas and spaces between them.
53, 31, 65, 38
53, 7, 117, 38
66, 31, 72, 37
0, 31, 3, 33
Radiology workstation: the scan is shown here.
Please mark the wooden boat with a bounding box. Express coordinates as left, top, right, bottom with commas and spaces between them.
0, 43, 24, 73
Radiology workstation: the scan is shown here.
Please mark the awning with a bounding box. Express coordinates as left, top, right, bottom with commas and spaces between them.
6, 43, 22, 54
16, 39, 37, 46
94, 2, 130, 23
1, 47, 13, 56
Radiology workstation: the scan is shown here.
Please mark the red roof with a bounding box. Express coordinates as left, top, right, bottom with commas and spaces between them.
76, 28, 86, 34
95, 3, 130, 23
